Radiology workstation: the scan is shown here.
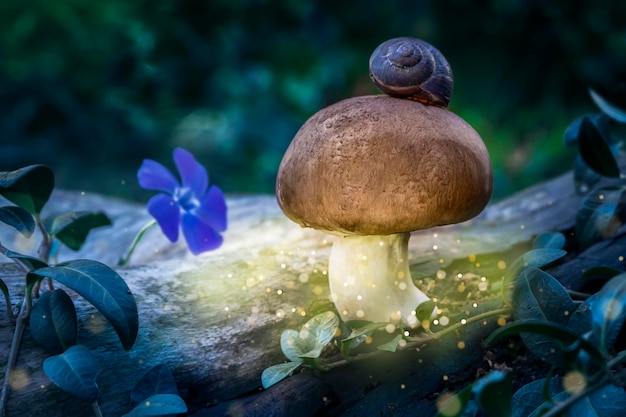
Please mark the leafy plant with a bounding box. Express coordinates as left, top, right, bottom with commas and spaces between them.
434, 92, 626, 416
0, 164, 188, 416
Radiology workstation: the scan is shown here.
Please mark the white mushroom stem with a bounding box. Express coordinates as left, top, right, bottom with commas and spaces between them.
328, 232, 432, 327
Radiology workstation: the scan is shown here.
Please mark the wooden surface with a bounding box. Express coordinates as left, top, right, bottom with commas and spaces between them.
0, 169, 624, 416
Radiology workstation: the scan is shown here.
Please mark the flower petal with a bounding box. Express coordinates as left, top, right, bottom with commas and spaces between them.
195, 185, 227, 232
138, 159, 179, 193
147, 194, 180, 242
181, 212, 223, 255
173, 148, 208, 196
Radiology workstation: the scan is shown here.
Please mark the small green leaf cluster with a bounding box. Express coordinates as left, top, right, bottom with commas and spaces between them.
262, 311, 339, 388
0, 165, 185, 416
263, 303, 442, 389
123, 364, 187, 417
564, 90, 626, 249
440, 233, 626, 417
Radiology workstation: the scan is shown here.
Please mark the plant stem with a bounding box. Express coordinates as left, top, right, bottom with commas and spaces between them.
35, 215, 51, 264
118, 220, 157, 266
91, 401, 104, 417
326, 306, 512, 369
0, 296, 28, 417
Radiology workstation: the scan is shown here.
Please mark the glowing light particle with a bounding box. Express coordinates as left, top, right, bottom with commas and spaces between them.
457, 341, 465, 349
437, 392, 462, 416
9, 368, 29, 390
563, 371, 586, 394
439, 316, 450, 326
460, 318, 467, 325
433, 245, 438, 250
436, 270, 446, 279
497, 317, 507, 326
385, 323, 396, 333
497, 260, 507, 270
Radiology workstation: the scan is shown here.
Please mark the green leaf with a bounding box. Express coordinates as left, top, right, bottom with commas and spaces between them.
589, 88, 626, 123
4, 250, 49, 271
377, 334, 403, 352
44, 211, 112, 251
415, 300, 437, 325
485, 319, 606, 364
130, 364, 180, 407
473, 370, 512, 417
576, 186, 625, 248
434, 384, 473, 417
569, 383, 626, 417
512, 377, 562, 417
513, 268, 575, 325
279, 311, 339, 362
28, 259, 138, 350
43, 345, 100, 402
0, 278, 11, 314
532, 232, 565, 250
502, 248, 567, 302
588, 273, 626, 355
0, 165, 54, 215
340, 322, 386, 357
261, 361, 302, 389
122, 394, 187, 417
512, 268, 576, 361
0, 206, 35, 237
30, 289, 78, 355
280, 329, 308, 362
577, 115, 620, 178
304, 311, 340, 346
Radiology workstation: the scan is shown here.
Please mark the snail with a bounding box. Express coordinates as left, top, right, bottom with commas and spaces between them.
369, 37, 453, 108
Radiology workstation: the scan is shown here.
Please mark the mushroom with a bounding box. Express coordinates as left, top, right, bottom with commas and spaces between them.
276, 95, 492, 326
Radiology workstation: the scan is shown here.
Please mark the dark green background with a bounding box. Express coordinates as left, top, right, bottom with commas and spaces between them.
1, 0, 624, 202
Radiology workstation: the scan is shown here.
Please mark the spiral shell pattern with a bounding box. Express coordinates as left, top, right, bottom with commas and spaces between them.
369, 37, 453, 107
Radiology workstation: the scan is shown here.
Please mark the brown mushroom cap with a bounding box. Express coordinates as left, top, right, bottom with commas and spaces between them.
276, 95, 493, 236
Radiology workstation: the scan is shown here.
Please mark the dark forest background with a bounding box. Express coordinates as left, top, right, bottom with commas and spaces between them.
1, 0, 625, 202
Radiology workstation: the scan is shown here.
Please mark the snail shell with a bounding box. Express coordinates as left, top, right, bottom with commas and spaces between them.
369, 37, 453, 108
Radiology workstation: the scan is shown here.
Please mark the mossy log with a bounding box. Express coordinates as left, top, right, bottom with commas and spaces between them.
0, 169, 623, 417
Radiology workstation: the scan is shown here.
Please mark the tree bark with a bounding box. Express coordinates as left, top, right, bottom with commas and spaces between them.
0, 170, 623, 416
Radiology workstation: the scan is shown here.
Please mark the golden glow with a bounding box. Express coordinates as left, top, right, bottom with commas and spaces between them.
9, 368, 29, 390
563, 371, 586, 395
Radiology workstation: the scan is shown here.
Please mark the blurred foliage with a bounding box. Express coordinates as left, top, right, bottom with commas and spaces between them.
0, 0, 625, 201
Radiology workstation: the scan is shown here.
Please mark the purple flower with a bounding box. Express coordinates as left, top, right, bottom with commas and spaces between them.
137, 148, 227, 254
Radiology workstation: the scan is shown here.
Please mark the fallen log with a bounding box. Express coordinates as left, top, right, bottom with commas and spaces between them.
0, 168, 623, 416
